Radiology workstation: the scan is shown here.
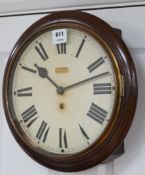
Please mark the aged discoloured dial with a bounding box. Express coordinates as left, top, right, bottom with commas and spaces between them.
9, 28, 117, 154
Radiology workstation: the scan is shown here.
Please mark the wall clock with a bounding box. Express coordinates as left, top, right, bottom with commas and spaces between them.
3, 11, 138, 172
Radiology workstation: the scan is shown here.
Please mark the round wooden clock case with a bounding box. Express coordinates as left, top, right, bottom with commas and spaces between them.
3, 11, 138, 172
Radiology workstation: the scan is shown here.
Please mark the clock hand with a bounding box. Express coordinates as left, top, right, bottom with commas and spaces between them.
63, 71, 109, 91
34, 64, 59, 89
34, 64, 109, 95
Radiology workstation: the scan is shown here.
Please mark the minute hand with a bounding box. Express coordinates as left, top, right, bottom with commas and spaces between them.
63, 71, 109, 91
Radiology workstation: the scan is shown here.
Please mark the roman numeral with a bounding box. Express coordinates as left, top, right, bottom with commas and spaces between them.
59, 128, 68, 152
15, 87, 32, 97
75, 36, 86, 58
87, 57, 105, 73
20, 65, 37, 74
36, 120, 49, 143
35, 41, 49, 61
93, 83, 113, 95
21, 105, 38, 128
87, 103, 108, 125
56, 43, 66, 54
79, 124, 89, 141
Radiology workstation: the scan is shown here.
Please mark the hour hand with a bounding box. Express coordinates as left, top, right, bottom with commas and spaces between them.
34, 64, 48, 78
34, 64, 59, 88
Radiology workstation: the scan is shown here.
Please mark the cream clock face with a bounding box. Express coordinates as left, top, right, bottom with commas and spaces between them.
9, 27, 117, 154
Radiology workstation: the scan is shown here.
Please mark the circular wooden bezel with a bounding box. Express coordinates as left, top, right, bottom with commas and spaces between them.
3, 11, 138, 172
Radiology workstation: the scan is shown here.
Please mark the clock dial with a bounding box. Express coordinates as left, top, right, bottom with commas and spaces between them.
9, 28, 116, 154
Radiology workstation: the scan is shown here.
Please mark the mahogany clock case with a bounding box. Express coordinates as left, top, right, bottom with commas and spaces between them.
3, 11, 138, 171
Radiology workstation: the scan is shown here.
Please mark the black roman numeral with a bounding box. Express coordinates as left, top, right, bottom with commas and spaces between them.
15, 87, 32, 97
59, 128, 68, 152
21, 105, 38, 128
20, 64, 37, 74
36, 120, 49, 143
87, 57, 105, 73
75, 36, 86, 58
87, 103, 108, 125
56, 43, 66, 54
35, 41, 49, 61
93, 83, 113, 95
79, 124, 89, 142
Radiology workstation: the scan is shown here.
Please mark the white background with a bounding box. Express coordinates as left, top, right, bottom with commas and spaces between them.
0, 0, 145, 15
0, 1, 145, 175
